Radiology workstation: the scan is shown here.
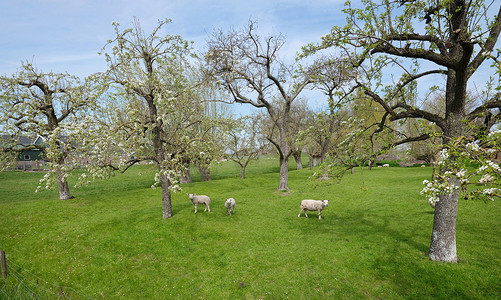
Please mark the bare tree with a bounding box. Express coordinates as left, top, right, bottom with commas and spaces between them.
226, 115, 266, 179
205, 20, 312, 190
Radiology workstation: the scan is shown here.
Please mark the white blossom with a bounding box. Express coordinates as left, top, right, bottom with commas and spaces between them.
483, 188, 500, 195
435, 149, 449, 167
482, 188, 500, 201
466, 142, 481, 152
479, 174, 494, 184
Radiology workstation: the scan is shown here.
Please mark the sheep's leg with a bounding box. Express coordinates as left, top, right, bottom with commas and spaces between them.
206, 203, 210, 212
318, 210, 322, 219
298, 208, 303, 218
194, 204, 198, 213
233, 206, 235, 214
304, 210, 308, 218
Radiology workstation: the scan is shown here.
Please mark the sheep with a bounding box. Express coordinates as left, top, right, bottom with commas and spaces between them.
225, 198, 236, 216
186, 193, 211, 213
383, 163, 390, 167
298, 199, 329, 219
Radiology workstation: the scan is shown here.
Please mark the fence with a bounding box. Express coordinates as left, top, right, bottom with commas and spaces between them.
0, 250, 95, 299
16, 160, 46, 171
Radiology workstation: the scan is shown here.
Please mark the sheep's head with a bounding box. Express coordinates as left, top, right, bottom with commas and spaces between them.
187, 193, 195, 200
322, 200, 329, 206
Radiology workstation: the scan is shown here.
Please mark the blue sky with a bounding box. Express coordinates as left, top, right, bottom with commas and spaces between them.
0, 0, 498, 114
0, 0, 346, 78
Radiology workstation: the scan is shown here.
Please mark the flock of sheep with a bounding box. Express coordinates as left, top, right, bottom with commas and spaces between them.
186, 193, 329, 219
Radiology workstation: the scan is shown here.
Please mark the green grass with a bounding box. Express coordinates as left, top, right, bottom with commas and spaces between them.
0, 158, 500, 299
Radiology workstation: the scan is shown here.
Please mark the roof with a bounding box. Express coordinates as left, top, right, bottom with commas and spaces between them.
0, 134, 44, 149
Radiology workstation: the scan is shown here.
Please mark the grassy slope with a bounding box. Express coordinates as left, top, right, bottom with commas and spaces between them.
0, 159, 500, 299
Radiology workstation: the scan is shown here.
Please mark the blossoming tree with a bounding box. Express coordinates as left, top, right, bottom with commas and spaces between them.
205, 20, 314, 191
0, 62, 101, 199
86, 18, 208, 219
421, 131, 501, 204
304, 0, 501, 262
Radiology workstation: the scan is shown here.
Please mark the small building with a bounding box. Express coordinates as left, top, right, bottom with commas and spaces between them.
18, 136, 45, 161
1, 135, 46, 170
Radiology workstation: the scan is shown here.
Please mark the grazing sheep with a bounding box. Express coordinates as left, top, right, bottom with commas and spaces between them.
298, 199, 329, 219
383, 163, 390, 167
187, 193, 211, 213
225, 198, 236, 216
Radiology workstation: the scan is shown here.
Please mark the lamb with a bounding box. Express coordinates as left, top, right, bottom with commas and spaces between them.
225, 198, 236, 216
383, 163, 390, 167
186, 193, 211, 213
298, 199, 329, 219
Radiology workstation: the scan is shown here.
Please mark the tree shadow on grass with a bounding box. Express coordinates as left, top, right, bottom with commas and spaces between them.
291, 210, 484, 298
291, 209, 429, 256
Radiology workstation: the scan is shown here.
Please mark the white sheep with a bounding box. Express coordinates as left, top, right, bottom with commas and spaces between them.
225, 198, 236, 216
383, 163, 390, 167
298, 199, 329, 219
187, 193, 211, 213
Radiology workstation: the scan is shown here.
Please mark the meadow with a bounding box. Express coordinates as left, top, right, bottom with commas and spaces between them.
0, 158, 500, 299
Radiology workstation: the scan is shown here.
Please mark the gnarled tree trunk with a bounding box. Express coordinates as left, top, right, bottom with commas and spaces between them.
56, 168, 72, 200
278, 154, 289, 190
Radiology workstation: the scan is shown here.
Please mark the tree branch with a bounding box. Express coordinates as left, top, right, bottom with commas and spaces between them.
371, 42, 456, 68
373, 133, 431, 159
467, 92, 501, 120
391, 102, 446, 129
468, 6, 501, 77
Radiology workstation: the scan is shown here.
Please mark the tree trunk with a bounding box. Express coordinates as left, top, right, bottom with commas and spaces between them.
198, 165, 212, 181
312, 155, 321, 167
294, 151, 303, 170
56, 169, 72, 200
240, 166, 246, 179
429, 176, 459, 262
278, 155, 289, 190
161, 173, 172, 219
428, 67, 465, 262
179, 165, 192, 184
368, 159, 374, 170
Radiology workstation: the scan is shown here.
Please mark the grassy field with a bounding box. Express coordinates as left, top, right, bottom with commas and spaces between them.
0, 158, 500, 299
